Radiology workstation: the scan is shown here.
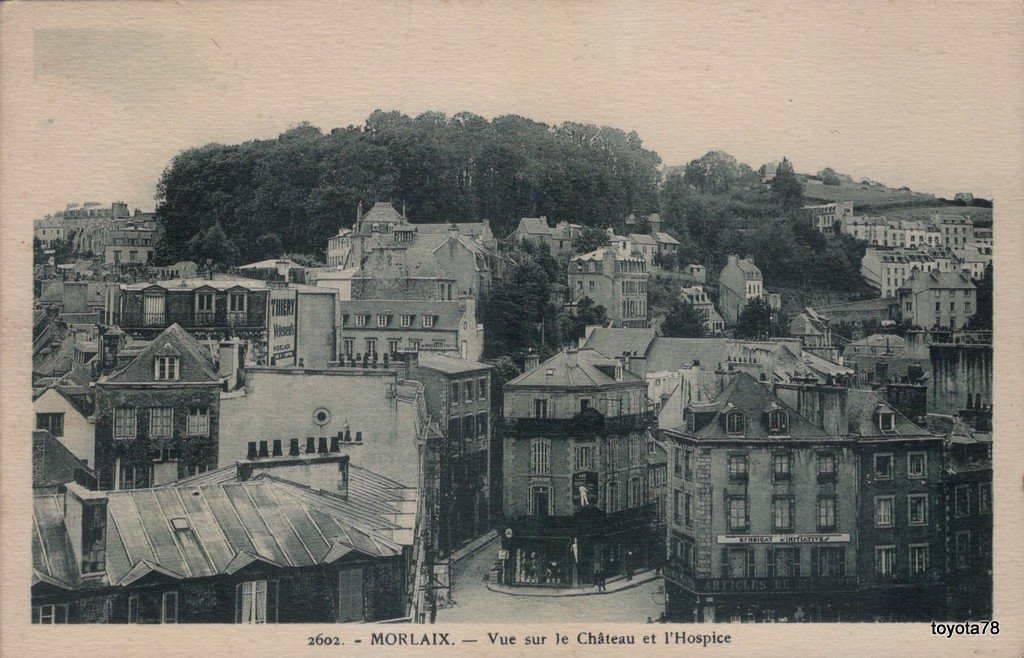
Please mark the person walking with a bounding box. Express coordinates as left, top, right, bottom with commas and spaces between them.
596, 568, 606, 592
625, 550, 634, 581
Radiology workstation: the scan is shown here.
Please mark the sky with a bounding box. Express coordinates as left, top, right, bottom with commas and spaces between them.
2, 1, 1022, 222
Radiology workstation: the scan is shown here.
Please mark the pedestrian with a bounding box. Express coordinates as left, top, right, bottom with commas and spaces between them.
597, 568, 606, 592
626, 550, 634, 581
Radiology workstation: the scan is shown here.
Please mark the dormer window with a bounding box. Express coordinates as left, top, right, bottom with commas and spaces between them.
354, 314, 366, 327
684, 409, 695, 432
400, 314, 413, 328
154, 356, 179, 381
878, 411, 896, 433
422, 315, 435, 328
726, 411, 745, 435
376, 314, 388, 327
768, 410, 789, 435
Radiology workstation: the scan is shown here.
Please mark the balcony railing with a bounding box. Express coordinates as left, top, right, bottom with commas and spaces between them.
121, 311, 264, 329
508, 411, 656, 437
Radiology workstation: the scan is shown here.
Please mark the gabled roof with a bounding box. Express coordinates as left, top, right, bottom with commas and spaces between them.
102, 324, 220, 384
845, 388, 930, 437
629, 233, 658, 246
359, 201, 404, 226
507, 349, 642, 388
581, 327, 658, 359
32, 430, 93, 490
899, 269, 975, 293
654, 232, 680, 245
684, 372, 829, 440
415, 351, 492, 375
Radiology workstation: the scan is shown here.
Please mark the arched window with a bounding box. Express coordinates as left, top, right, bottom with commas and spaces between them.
726, 412, 745, 435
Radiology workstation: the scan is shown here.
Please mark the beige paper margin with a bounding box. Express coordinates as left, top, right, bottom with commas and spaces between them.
1, 2, 1022, 656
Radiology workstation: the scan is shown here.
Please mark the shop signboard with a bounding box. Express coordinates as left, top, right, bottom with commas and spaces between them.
571, 471, 598, 509
716, 533, 850, 544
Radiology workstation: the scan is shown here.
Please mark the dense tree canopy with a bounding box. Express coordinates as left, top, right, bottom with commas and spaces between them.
735, 297, 774, 340
153, 112, 662, 264
660, 299, 706, 338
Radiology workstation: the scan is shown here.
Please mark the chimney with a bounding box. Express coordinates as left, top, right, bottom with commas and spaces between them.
99, 326, 123, 375
236, 448, 351, 498
63, 483, 108, 576
258, 440, 269, 458
305, 437, 316, 454
246, 442, 258, 459
272, 439, 283, 457
318, 437, 328, 453
727, 254, 739, 267
448, 223, 459, 241
525, 352, 540, 370
289, 438, 300, 456
330, 436, 341, 452
219, 339, 241, 390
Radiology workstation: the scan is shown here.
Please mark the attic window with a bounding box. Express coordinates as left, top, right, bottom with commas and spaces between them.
422, 315, 435, 328
170, 518, 189, 531
684, 409, 695, 432
878, 411, 895, 433
545, 368, 555, 377
154, 356, 179, 381
768, 410, 789, 435
726, 411, 745, 435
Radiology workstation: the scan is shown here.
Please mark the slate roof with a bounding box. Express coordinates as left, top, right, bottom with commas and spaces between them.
647, 337, 731, 371
581, 327, 658, 358
802, 351, 855, 378
120, 276, 269, 293
33, 472, 410, 590
102, 324, 220, 384
337, 300, 468, 330
33, 336, 76, 377
654, 231, 680, 245
415, 351, 492, 375
629, 233, 658, 246
32, 430, 93, 490
899, 269, 975, 293
506, 349, 642, 388
845, 388, 930, 437
684, 372, 829, 440
238, 258, 303, 269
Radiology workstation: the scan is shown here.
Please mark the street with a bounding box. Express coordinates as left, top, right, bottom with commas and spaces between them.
436, 537, 666, 623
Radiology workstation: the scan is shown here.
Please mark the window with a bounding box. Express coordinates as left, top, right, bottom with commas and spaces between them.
186, 407, 209, 437
128, 595, 139, 623
197, 292, 214, 314
33, 604, 68, 624
464, 380, 475, 401
964, 302, 972, 312
728, 497, 748, 532
673, 490, 683, 523
907, 452, 926, 477
422, 315, 435, 328
628, 477, 644, 508
955, 531, 970, 567
376, 314, 388, 327
811, 547, 845, 577
726, 411, 744, 434
162, 591, 178, 623
768, 410, 789, 435
343, 338, 354, 356
817, 496, 837, 531
772, 452, 792, 481
873, 453, 893, 480
533, 398, 548, 419
684, 449, 694, 479
721, 547, 755, 578
909, 544, 929, 576
817, 452, 837, 482
530, 440, 550, 475
477, 412, 488, 439
575, 445, 595, 471
605, 480, 619, 512
773, 495, 795, 532
451, 382, 461, 404
684, 493, 693, 528
478, 377, 488, 400
236, 580, 278, 624
118, 461, 153, 491
979, 482, 992, 513
878, 412, 895, 433
80, 503, 106, 573
154, 356, 179, 381
35, 412, 65, 437
150, 407, 173, 438
629, 435, 644, 467
908, 494, 928, 526
766, 547, 801, 578
354, 314, 366, 327
727, 454, 748, 482
409, 339, 421, 350
588, 280, 595, 292
954, 485, 970, 517
400, 314, 412, 328
874, 496, 894, 527
364, 338, 377, 357
875, 546, 895, 576
228, 292, 246, 313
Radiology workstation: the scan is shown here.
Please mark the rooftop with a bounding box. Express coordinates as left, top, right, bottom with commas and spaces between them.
507, 348, 642, 388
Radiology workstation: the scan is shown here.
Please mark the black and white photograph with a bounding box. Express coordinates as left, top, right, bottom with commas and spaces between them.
1, 1, 1022, 654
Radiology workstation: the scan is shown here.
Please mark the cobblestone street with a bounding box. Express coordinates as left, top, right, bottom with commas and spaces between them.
436, 537, 666, 623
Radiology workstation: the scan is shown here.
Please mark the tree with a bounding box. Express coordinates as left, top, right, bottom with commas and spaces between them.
818, 167, 842, 186
735, 297, 773, 339
660, 299, 706, 338
967, 262, 993, 330
185, 222, 241, 269
254, 233, 284, 260
770, 157, 803, 206
572, 226, 610, 254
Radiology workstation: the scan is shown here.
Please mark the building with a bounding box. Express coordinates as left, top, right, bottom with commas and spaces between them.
92, 324, 238, 490
717, 255, 765, 325
841, 334, 922, 386
804, 202, 853, 234
149, 261, 198, 280
568, 247, 648, 328
237, 258, 308, 284
513, 216, 583, 254
109, 275, 276, 365
662, 373, 861, 623
219, 364, 430, 492
679, 285, 725, 334
33, 372, 96, 467
953, 193, 974, 204
406, 352, 494, 548
683, 264, 707, 283
932, 215, 974, 251
943, 433, 992, 620
897, 270, 976, 330
787, 308, 834, 353
32, 429, 96, 495
31, 449, 416, 624
500, 348, 658, 588
102, 220, 159, 267
860, 247, 938, 298
337, 297, 482, 362
952, 248, 989, 281
928, 332, 992, 423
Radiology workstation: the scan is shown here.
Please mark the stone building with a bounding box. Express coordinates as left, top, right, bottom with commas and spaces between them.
679, 285, 725, 334
928, 332, 992, 424
513, 216, 583, 254
568, 247, 649, 328
500, 348, 658, 588
336, 297, 483, 362
718, 255, 768, 325
897, 270, 976, 330
943, 433, 992, 620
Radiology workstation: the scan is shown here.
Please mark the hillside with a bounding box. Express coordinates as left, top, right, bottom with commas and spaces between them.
802, 177, 937, 208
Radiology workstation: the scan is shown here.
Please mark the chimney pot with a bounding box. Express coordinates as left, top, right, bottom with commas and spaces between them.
258, 440, 269, 458
305, 437, 316, 454
318, 437, 328, 453
355, 431, 362, 443
344, 428, 352, 442
330, 436, 341, 452
272, 439, 283, 457
247, 442, 258, 460
289, 438, 300, 456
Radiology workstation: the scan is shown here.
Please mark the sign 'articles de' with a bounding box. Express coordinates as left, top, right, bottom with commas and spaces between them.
717, 533, 851, 544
